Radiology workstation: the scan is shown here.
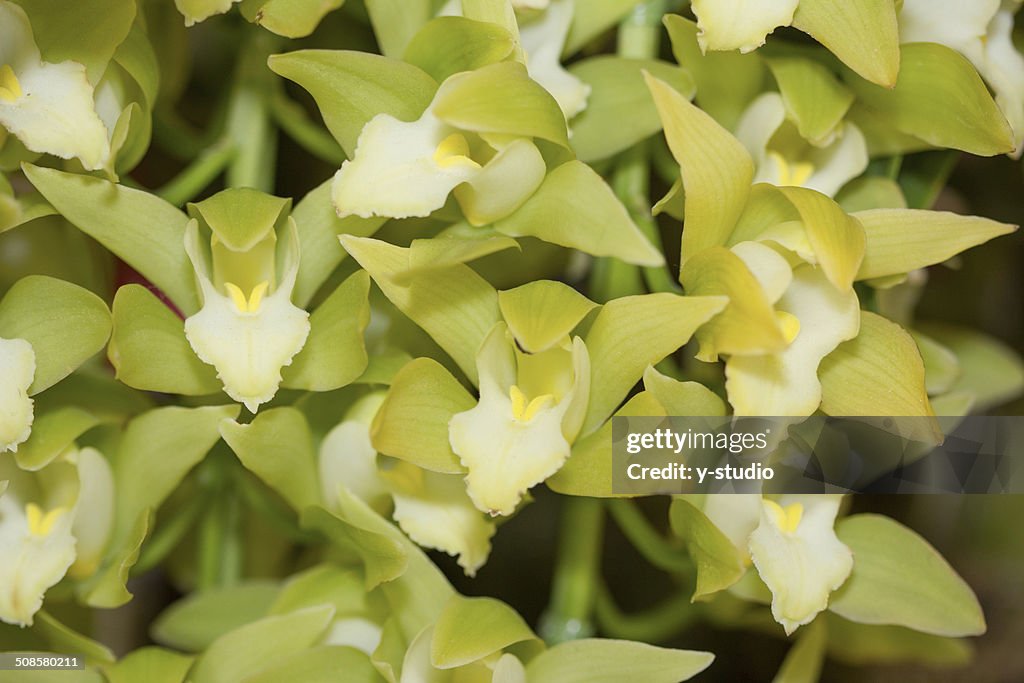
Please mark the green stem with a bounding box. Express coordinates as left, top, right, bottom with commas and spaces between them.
156, 139, 235, 207
595, 582, 697, 642
225, 33, 280, 191
540, 497, 605, 644
607, 499, 691, 574
270, 94, 347, 167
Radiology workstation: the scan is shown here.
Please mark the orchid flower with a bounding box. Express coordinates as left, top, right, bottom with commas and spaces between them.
0, 0, 109, 170
517, 0, 591, 120
0, 336, 34, 454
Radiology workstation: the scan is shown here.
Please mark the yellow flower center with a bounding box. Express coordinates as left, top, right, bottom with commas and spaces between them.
0, 64, 23, 103
765, 500, 804, 534
769, 151, 815, 187
26, 503, 65, 537
433, 133, 480, 170
509, 385, 554, 422
225, 280, 269, 314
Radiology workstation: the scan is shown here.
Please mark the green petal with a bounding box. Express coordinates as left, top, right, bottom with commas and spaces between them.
773, 619, 827, 683
268, 50, 436, 157
830, 514, 985, 637
0, 275, 112, 394
494, 161, 663, 266
364, 0, 434, 58
15, 407, 98, 472
854, 209, 1016, 280
404, 17, 515, 83
108, 284, 220, 396
792, 0, 900, 87
498, 280, 597, 353
643, 367, 726, 416
220, 407, 321, 512
430, 595, 537, 669
239, 0, 345, 38
105, 646, 194, 683
911, 330, 960, 396
776, 186, 865, 292
582, 293, 726, 434
563, 0, 641, 55
187, 188, 290, 252
406, 233, 520, 274
301, 503, 407, 590
668, 497, 745, 599
371, 358, 474, 474
454, 138, 546, 226
18, 0, 135, 82
645, 72, 754, 263
846, 43, 1015, 156
526, 639, 714, 683
824, 614, 973, 668
767, 57, 854, 146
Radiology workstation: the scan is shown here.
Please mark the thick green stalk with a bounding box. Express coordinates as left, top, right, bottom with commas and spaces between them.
270, 94, 347, 167
225, 33, 280, 192
594, 582, 697, 643
540, 497, 605, 644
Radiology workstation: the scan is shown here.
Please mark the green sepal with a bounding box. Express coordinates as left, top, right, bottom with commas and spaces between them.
498, 280, 596, 354
283, 271, 371, 391
525, 639, 714, 683
776, 186, 865, 292
846, 43, 1015, 157
108, 284, 220, 396
152, 582, 281, 652
829, 514, 985, 637
404, 17, 516, 83
824, 614, 972, 668
911, 330, 960, 396
0, 275, 112, 394
14, 407, 99, 472
643, 367, 726, 416
494, 161, 663, 266
22, 165, 198, 314
583, 293, 727, 435
569, 57, 695, 163
432, 62, 570, 148
791, 0, 899, 88
245, 646, 383, 683
187, 188, 291, 252
405, 233, 520, 277
220, 407, 321, 512
668, 497, 745, 600
767, 57, 854, 146
104, 646, 194, 683
564, 0, 644, 55
268, 50, 437, 157
835, 177, 907, 213
364, 0, 434, 58
371, 358, 474, 474
239, 0, 346, 39
431, 595, 538, 669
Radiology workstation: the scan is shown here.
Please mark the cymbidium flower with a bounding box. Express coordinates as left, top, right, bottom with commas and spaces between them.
899, 0, 1024, 156
0, 0, 109, 170
183, 191, 311, 413
449, 322, 590, 516
319, 393, 495, 575
0, 336, 34, 454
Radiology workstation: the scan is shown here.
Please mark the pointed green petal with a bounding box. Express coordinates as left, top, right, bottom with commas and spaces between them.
917, 323, 1024, 413
645, 72, 754, 263
404, 17, 515, 83
240, 0, 345, 38
792, 0, 900, 87
767, 58, 854, 145
526, 639, 714, 683
187, 188, 290, 252
14, 407, 98, 472
668, 497, 745, 599
582, 293, 726, 434
777, 187, 865, 292
499, 280, 596, 353
431, 595, 537, 669
364, 0, 433, 58
643, 367, 726, 416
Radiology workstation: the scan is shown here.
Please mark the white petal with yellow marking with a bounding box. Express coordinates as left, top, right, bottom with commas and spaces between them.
748, 494, 853, 634
0, 337, 34, 454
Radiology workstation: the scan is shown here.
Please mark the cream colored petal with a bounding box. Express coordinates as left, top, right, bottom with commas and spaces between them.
319, 420, 391, 514
899, 0, 999, 62
184, 223, 311, 413
692, 0, 800, 53
389, 464, 495, 576
0, 491, 76, 627
979, 5, 1024, 157
736, 93, 787, 166
454, 138, 546, 225
325, 617, 382, 655
730, 241, 793, 305
703, 493, 762, 562
332, 109, 481, 219
748, 494, 852, 635
0, 337, 34, 454
726, 264, 860, 416
174, 0, 242, 27
803, 123, 869, 197
68, 447, 114, 579
519, 0, 590, 119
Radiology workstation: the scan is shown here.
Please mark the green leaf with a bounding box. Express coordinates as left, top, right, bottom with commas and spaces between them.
498, 280, 597, 354
433, 62, 570, 148
405, 17, 515, 83
846, 43, 1015, 156
791, 0, 899, 88
245, 646, 383, 683
830, 514, 985, 637
776, 186, 865, 292
240, 0, 345, 39
643, 367, 726, 416
364, 0, 433, 58
14, 407, 98, 471
645, 72, 754, 263
767, 57, 854, 146
108, 284, 220, 396
268, 50, 437, 157
772, 619, 826, 683
283, 271, 370, 391
104, 647, 194, 683
569, 57, 695, 162
22, 165, 198, 314
292, 179, 386, 308
302, 504, 408, 590
431, 595, 537, 669
189, 605, 335, 683
526, 639, 714, 683
663, 15, 766, 130
33, 612, 115, 666
495, 161, 663, 266
112, 405, 240, 550
916, 323, 1024, 413
680, 247, 787, 359
371, 358, 474, 474
220, 408, 321, 512
152, 583, 280, 652
0, 275, 112, 394
824, 614, 972, 667
668, 498, 745, 599
819, 312, 940, 440
854, 209, 1016, 280
583, 293, 726, 434
340, 236, 500, 384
